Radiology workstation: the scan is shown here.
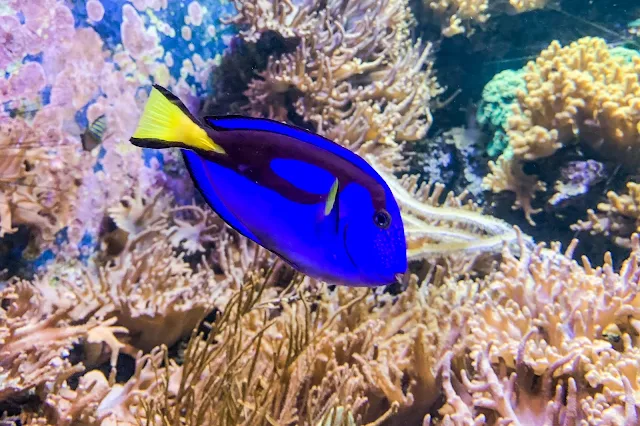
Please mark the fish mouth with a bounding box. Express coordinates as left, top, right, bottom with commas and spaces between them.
343, 223, 358, 269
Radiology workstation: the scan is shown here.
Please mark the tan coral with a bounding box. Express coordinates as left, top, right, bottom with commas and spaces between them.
426, 0, 491, 37
25, 225, 640, 425
22, 349, 172, 426
424, 0, 548, 37
572, 181, 640, 248
434, 230, 640, 424
509, 0, 548, 13
482, 155, 547, 225
0, 280, 125, 405
231, 0, 443, 161
31, 233, 243, 353
68, 259, 457, 425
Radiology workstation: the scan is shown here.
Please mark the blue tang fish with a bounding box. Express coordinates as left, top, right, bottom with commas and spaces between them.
129, 85, 407, 287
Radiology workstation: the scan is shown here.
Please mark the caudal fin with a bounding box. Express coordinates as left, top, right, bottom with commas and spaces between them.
130, 85, 226, 154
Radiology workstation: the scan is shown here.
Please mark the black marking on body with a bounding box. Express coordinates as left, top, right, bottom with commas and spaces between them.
198, 126, 387, 210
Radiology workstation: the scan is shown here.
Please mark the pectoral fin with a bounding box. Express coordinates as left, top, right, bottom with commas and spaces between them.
324, 178, 340, 233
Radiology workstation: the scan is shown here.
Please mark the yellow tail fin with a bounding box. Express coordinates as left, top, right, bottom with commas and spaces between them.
131, 85, 226, 154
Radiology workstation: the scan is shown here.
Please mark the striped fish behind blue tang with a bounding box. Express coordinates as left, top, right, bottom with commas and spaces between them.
129, 85, 407, 287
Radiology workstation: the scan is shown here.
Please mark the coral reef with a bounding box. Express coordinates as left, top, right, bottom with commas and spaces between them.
6, 0, 640, 425
0, 0, 159, 259
12, 224, 640, 425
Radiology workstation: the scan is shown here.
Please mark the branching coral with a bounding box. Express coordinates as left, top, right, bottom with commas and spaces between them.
0, 279, 126, 406
572, 182, 640, 249
14, 182, 640, 425
29, 225, 640, 425
21, 348, 169, 426
83, 264, 450, 425
24, 228, 248, 353
483, 37, 640, 225
433, 230, 640, 424
227, 0, 444, 167
483, 155, 547, 225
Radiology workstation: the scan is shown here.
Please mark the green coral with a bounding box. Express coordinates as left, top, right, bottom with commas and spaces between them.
610, 46, 640, 62
476, 46, 638, 159
476, 69, 526, 157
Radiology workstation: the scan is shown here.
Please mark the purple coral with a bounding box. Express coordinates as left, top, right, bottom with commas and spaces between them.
548, 159, 606, 207
0, 16, 26, 69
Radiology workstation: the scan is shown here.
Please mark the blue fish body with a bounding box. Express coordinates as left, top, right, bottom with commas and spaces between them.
130, 85, 407, 287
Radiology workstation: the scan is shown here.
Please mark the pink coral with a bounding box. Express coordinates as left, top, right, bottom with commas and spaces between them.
187, 1, 204, 26
86, 0, 105, 22
121, 4, 163, 61
9, 62, 47, 100
0, 16, 27, 69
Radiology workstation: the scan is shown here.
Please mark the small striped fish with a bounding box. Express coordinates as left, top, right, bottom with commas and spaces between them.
82, 114, 107, 152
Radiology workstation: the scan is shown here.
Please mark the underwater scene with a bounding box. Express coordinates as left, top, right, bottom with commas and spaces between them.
3, 0, 640, 424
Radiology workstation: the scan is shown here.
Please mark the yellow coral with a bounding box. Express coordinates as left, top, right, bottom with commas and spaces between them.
508, 37, 640, 164
485, 37, 640, 222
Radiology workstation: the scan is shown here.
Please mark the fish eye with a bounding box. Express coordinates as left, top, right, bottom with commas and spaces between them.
373, 209, 391, 229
